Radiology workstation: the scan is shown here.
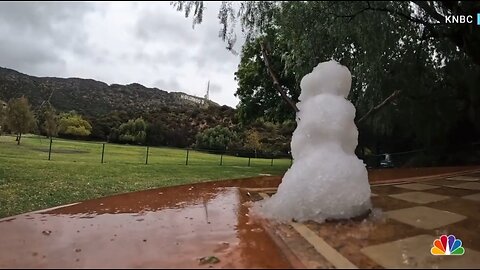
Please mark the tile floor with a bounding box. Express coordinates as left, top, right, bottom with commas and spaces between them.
252, 172, 480, 268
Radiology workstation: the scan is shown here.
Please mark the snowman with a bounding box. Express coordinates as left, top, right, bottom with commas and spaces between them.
254, 60, 371, 223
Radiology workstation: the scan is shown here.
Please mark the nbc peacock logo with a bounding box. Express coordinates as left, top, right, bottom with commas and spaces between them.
431, 235, 465, 256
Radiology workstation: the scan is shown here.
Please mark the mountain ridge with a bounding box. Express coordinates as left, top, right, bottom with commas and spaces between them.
0, 66, 236, 146
0, 66, 222, 117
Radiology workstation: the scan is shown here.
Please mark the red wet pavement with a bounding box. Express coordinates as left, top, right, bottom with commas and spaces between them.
1, 166, 479, 268
0, 185, 292, 268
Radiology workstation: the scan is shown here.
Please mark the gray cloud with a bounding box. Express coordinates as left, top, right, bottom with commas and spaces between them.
135, 5, 200, 45
0, 2, 241, 107
134, 2, 239, 71
154, 78, 181, 92
0, 2, 94, 74
0, 2, 93, 46
0, 34, 64, 68
209, 82, 222, 93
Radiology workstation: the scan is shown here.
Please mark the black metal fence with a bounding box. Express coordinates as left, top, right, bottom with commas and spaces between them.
0, 135, 293, 167
2, 135, 479, 168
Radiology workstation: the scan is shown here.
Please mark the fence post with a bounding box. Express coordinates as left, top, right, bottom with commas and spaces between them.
145, 146, 149, 165
185, 149, 190, 165
48, 137, 53, 161
248, 156, 251, 167
101, 143, 105, 164
220, 154, 223, 166
271, 158, 274, 166
290, 156, 293, 166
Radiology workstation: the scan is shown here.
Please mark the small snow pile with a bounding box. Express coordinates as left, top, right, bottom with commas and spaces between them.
253, 60, 371, 223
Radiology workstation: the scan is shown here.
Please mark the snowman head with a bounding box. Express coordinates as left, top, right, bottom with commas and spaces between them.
299, 60, 352, 101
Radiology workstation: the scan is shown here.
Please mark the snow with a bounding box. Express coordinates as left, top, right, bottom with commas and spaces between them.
253, 60, 372, 223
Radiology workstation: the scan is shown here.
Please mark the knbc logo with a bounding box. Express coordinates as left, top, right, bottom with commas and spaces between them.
431, 235, 465, 256
444, 14, 480, 25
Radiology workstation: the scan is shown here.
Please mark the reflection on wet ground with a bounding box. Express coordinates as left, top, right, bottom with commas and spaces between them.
0, 185, 291, 268
1, 167, 479, 268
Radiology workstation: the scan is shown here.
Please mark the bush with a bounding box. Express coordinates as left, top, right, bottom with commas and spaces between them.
58, 112, 92, 137
117, 118, 147, 145
195, 126, 239, 151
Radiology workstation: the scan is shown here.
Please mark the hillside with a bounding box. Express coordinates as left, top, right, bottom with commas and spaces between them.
0, 67, 237, 146
0, 67, 295, 153
0, 67, 220, 116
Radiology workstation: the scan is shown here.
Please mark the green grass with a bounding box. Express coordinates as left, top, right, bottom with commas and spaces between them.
0, 135, 291, 218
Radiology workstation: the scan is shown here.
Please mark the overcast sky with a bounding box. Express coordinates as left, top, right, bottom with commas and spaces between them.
0, 1, 243, 107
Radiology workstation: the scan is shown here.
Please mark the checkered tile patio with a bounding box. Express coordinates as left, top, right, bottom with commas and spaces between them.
248, 171, 480, 268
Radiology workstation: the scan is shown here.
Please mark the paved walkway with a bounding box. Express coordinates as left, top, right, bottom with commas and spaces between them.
253, 170, 480, 268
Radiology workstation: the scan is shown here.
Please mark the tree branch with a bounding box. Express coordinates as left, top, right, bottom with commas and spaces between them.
326, 1, 441, 30
357, 90, 402, 124
260, 38, 402, 121
260, 40, 299, 113
412, 1, 445, 23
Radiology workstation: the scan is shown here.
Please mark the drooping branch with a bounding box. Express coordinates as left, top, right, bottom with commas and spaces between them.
326, 1, 441, 28
260, 38, 402, 121
327, 1, 480, 66
412, 1, 445, 23
357, 90, 402, 124
260, 40, 299, 113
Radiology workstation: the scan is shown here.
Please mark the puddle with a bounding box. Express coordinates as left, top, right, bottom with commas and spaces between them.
0, 181, 292, 268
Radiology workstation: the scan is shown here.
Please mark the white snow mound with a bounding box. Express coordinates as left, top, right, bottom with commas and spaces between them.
253, 60, 371, 223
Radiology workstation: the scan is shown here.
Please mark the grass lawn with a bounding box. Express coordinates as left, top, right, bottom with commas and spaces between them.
0, 135, 291, 218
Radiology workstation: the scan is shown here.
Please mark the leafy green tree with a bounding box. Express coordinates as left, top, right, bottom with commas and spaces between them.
234, 36, 297, 123
6, 96, 36, 145
118, 118, 147, 145
175, 1, 480, 166
244, 129, 263, 157
173, 1, 480, 67
58, 111, 92, 137
164, 126, 190, 148
146, 119, 166, 146
195, 126, 239, 151
95, 110, 129, 141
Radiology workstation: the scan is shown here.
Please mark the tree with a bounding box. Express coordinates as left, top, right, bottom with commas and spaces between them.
234, 36, 297, 123
173, 1, 480, 67
6, 96, 36, 145
174, 1, 480, 126
58, 111, 92, 137
195, 126, 239, 151
146, 119, 166, 146
244, 129, 263, 157
175, 1, 480, 166
40, 104, 58, 138
117, 118, 147, 145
